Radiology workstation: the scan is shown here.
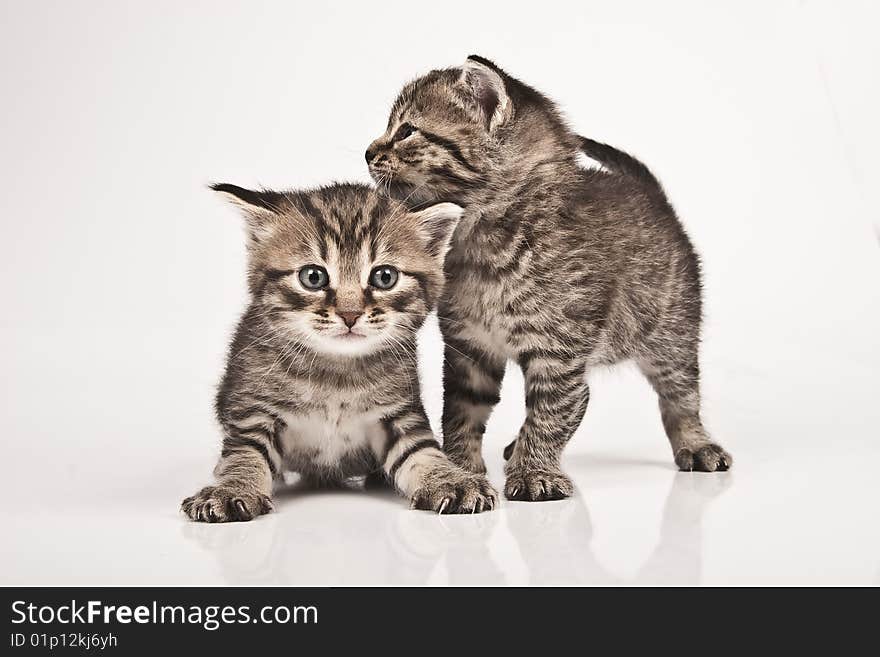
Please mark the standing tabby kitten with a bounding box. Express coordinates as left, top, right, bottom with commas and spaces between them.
182, 183, 498, 522
366, 56, 732, 502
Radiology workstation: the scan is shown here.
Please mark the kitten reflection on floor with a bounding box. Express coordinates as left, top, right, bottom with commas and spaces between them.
181, 477, 499, 586
181, 470, 731, 585
506, 470, 732, 585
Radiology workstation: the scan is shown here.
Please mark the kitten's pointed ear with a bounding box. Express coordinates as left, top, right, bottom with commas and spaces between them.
458, 55, 511, 132
412, 202, 464, 261
210, 183, 283, 246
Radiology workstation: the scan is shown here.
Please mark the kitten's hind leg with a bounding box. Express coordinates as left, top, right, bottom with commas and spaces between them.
638, 353, 732, 472
504, 352, 589, 501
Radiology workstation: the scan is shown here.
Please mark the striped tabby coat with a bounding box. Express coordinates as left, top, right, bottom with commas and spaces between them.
366, 56, 732, 502
182, 183, 497, 522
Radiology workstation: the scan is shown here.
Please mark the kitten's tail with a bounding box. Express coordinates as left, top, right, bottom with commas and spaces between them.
579, 136, 668, 200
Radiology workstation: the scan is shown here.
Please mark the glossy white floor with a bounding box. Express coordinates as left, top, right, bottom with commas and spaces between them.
2, 3, 878, 586
4, 328, 879, 586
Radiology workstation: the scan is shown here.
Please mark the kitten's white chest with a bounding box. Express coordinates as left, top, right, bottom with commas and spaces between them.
279, 403, 385, 470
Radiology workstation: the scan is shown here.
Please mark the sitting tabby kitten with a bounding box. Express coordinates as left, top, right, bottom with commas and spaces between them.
182, 183, 498, 522
366, 56, 732, 502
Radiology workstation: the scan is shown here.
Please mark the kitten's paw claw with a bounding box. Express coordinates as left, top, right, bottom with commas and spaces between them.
181, 486, 273, 523
675, 443, 733, 472
411, 469, 498, 514
504, 468, 573, 501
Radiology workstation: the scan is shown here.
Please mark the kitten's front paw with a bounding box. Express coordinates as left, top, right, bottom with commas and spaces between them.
675, 443, 732, 472
411, 467, 498, 514
504, 466, 574, 501
445, 451, 487, 475
181, 485, 274, 523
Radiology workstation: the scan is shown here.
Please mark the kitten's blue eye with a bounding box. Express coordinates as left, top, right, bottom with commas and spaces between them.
394, 123, 416, 141
298, 265, 329, 290
370, 266, 399, 290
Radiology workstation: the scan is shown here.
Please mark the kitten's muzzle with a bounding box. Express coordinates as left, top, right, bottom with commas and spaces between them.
365, 136, 392, 165
366, 150, 389, 167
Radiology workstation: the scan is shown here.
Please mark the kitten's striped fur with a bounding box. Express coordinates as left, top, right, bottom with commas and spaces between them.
182, 183, 497, 522
367, 56, 732, 501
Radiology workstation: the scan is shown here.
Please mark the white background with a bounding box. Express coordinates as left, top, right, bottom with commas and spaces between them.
1, 0, 878, 585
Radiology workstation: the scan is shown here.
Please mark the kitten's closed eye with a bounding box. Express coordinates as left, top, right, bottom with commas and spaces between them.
394, 123, 416, 142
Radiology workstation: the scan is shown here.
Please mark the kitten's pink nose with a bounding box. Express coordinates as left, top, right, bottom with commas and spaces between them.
338, 311, 363, 328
